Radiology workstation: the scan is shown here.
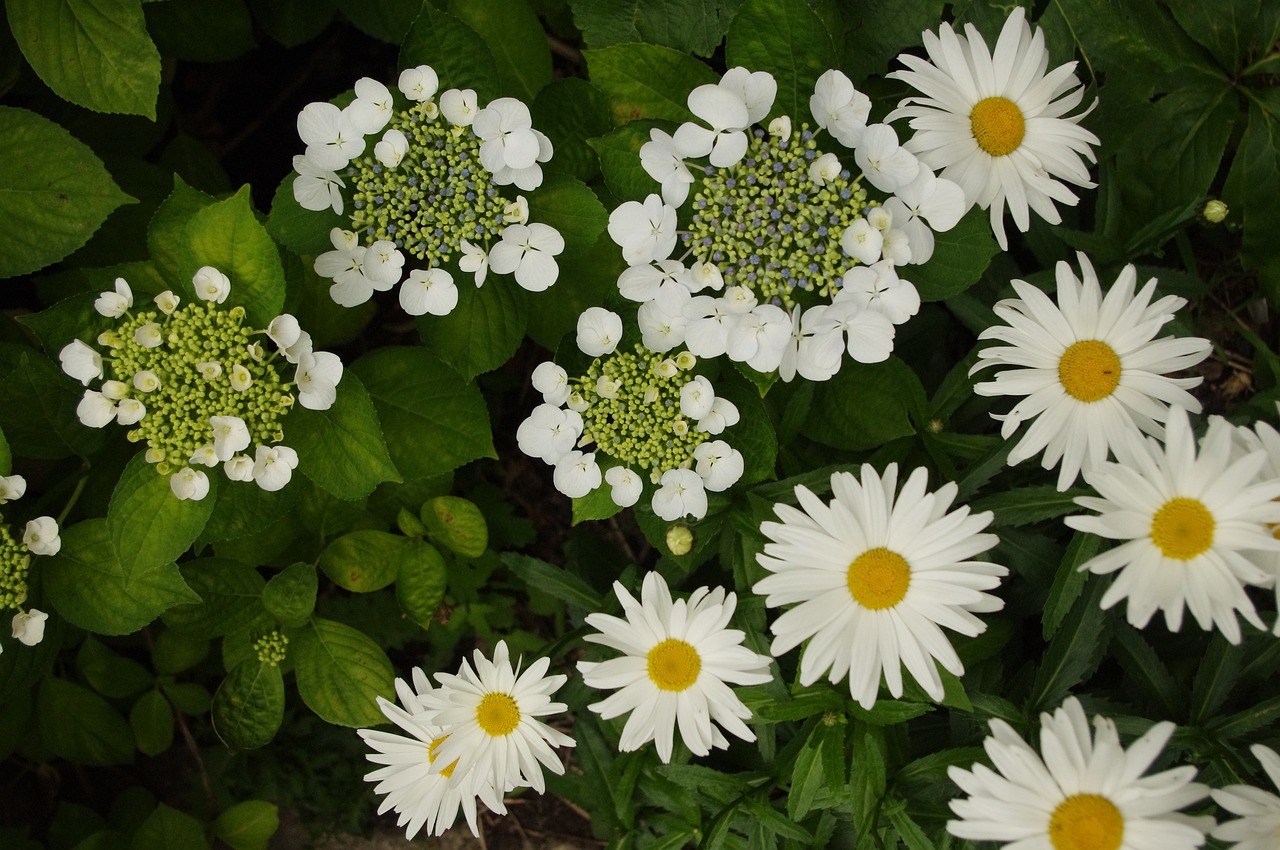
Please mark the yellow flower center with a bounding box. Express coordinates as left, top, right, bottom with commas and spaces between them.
1048, 794, 1124, 850
846, 547, 911, 610
475, 692, 521, 737
647, 639, 701, 691
1150, 497, 1215, 560
970, 96, 1026, 156
427, 735, 458, 778
1058, 340, 1122, 403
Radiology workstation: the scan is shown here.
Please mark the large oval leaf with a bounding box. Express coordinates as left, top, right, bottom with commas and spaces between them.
294, 618, 394, 727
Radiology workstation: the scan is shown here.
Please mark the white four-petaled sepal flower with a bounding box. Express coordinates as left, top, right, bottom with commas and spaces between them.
675, 79, 755, 167
23, 517, 60, 556
693, 441, 743, 492
679, 375, 716, 420
841, 218, 884, 265
503, 196, 529, 225
374, 128, 410, 168
365, 241, 405, 289
292, 154, 347, 215
193, 266, 231, 303
553, 450, 602, 499
697, 396, 741, 435
170, 467, 211, 501
77, 390, 117, 428
855, 124, 919, 194
608, 194, 678, 266
115, 398, 146, 426
347, 77, 395, 135
400, 268, 459, 317
397, 65, 439, 102
531, 361, 570, 406
59, 340, 104, 386
230, 364, 253, 392
883, 168, 967, 265
811, 69, 871, 147
652, 468, 708, 521
0, 474, 26, 504
720, 67, 777, 125
458, 239, 489, 287
838, 261, 921, 325
11, 609, 49, 646
267, 314, 313, 363
95, 277, 133, 318
134, 323, 163, 349
605, 466, 643, 508
296, 350, 343, 410
224, 454, 255, 483
473, 97, 541, 174
576, 307, 623, 357
253, 445, 299, 492
189, 444, 220, 467
808, 152, 843, 186
440, 88, 479, 126
640, 128, 695, 208
487, 223, 563, 292
210, 415, 252, 462
154, 290, 181, 315
298, 101, 365, 171
517, 404, 583, 464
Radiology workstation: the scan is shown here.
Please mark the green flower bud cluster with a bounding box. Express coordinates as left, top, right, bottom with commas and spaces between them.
347, 101, 511, 265
0, 519, 31, 611
253, 630, 289, 666
102, 301, 293, 474
572, 344, 709, 479
683, 123, 868, 308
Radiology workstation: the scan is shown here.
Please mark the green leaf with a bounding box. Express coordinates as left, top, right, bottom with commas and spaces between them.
201, 479, 301, 543
77, 637, 152, 699
1212, 694, 1280, 740
332, 0, 419, 43
725, 0, 837, 123
151, 630, 209, 675
130, 690, 175, 757
1030, 577, 1110, 712
0, 425, 9, 475
148, 176, 216, 283
789, 718, 846, 820
144, 0, 254, 62
1224, 91, 1280, 305
37, 677, 135, 766
584, 44, 719, 125
178, 186, 286, 327
318, 530, 406, 593
213, 801, 279, 850
294, 618, 395, 727
394, 541, 448, 627
162, 558, 269, 639
287, 372, 401, 499
804, 357, 924, 450
399, 6, 500, 102
253, 0, 335, 47
1041, 531, 1101, 639
109, 453, 216, 586
909, 207, 1001, 301
418, 277, 529, 381
350, 347, 495, 479
133, 805, 208, 850
266, 173, 344, 258
970, 486, 1090, 527
0, 107, 134, 278
531, 79, 612, 184
849, 728, 887, 838
0, 348, 102, 459
17, 291, 102, 356
571, 0, 739, 57
572, 482, 624, 525
588, 120, 670, 203
1191, 636, 1242, 724
528, 176, 610, 251
45, 519, 201, 636
212, 659, 284, 750
1164, 0, 1279, 72
501, 552, 605, 611
1112, 629, 1182, 717
839, 0, 946, 80
885, 801, 937, 850
261, 562, 316, 627
448, 0, 551, 101
5, 0, 160, 118
421, 495, 489, 558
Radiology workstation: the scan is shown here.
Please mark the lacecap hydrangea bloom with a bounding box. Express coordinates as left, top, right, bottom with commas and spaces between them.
518, 307, 745, 521
291, 65, 563, 314
611, 65, 968, 382
0, 474, 59, 652
61, 272, 341, 500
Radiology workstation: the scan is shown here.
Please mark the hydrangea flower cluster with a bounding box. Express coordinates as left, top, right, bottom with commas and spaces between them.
517, 308, 745, 521
60, 272, 342, 500
291, 65, 564, 314
0, 474, 58, 652
610, 66, 967, 382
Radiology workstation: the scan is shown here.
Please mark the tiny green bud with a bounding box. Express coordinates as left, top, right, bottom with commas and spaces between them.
665, 524, 694, 556
1202, 199, 1228, 223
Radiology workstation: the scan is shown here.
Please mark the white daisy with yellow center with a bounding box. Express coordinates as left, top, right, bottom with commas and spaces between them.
1232, 418, 1280, 635
887, 7, 1100, 249
948, 697, 1213, 850
972, 253, 1211, 491
1066, 408, 1280, 644
754, 464, 1006, 710
577, 571, 773, 763
357, 668, 507, 839
418, 641, 574, 796
1212, 744, 1280, 850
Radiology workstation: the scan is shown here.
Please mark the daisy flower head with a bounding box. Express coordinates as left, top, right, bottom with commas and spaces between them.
1212, 744, 1280, 850
972, 253, 1212, 490
948, 696, 1213, 850
1065, 407, 1280, 644
754, 464, 1005, 710
887, 6, 1101, 249
358, 668, 507, 839
1232, 418, 1280, 634
418, 641, 574, 796
577, 572, 773, 763
291, 63, 560, 313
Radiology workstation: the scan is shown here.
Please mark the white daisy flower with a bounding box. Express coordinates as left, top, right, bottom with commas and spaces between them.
887, 7, 1100, 249
1212, 744, 1280, 850
1065, 408, 1280, 644
1232, 420, 1280, 634
577, 572, 773, 763
419, 641, 574, 795
971, 253, 1212, 490
947, 697, 1212, 850
754, 464, 1005, 709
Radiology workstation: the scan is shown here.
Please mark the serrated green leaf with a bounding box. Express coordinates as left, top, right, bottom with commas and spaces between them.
148, 176, 216, 283
448, 0, 551, 101
332, 0, 418, 43
1112, 628, 1182, 717
15, 290, 101, 355
350, 347, 495, 478
970, 486, 1090, 527
399, 6, 500, 102
885, 800, 937, 850
572, 0, 738, 57
318, 530, 406, 593
725, 0, 837, 123
572, 482, 624, 525
212, 659, 284, 750
531, 78, 612, 184
163, 558, 268, 638
130, 690, 174, 756
109, 453, 216, 586
805, 357, 923, 451
1223, 91, 1280, 306
0, 425, 9, 475
528, 176, 609, 251
266, 173, 344, 258
585, 44, 719, 125
1042, 531, 1101, 639
213, 800, 279, 850
1030, 577, 1109, 711
201, 479, 301, 543
0, 107, 134, 278
0, 348, 104, 459
37, 677, 135, 766
909, 207, 1001, 301
294, 617, 394, 727
77, 637, 152, 699
262, 562, 316, 627
1212, 694, 1280, 740
588, 120, 670, 203
1191, 636, 1242, 724
286, 372, 401, 499
418, 275, 528, 381
840, 0, 946, 80
6, 0, 160, 118
789, 718, 845, 820
394, 541, 448, 627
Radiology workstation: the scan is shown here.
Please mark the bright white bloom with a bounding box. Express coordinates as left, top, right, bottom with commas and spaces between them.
365, 241, 405, 289
11, 609, 49, 646
1212, 744, 1280, 850
346, 77, 394, 135
399, 268, 458, 317
114, 398, 145, 426
154, 290, 180, 315
841, 218, 884, 265
373, 128, 410, 168
132, 371, 160, 393
487, 130, 552, 192
502, 196, 529, 225
838, 261, 921, 325
292, 154, 346, 215
608, 194, 678, 266
697, 397, 741, 436
689, 261, 724, 293
674, 69, 774, 167
637, 286, 691, 352
266, 314, 312, 363
553, 450, 603, 499
0, 475, 25, 504
296, 351, 343, 411
316, 227, 378, 307
719, 67, 777, 125
971, 254, 1213, 490
224, 454, 255, 483
487, 223, 563, 291
169, 467, 211, 501
189, 444, 219, 468
576, 307, 624, 357
809, 299, 896, 365
531, 361, 570, 406
605, 466, 643, 508
418, 641, 574, 796
811, 70, 871, 147
768, 115, 791, 139
578, 572, 772, 763
297, 101, 364, 170
134, 323, 163, 349
95, 277, 133, 318
517, 404, 583, 464
22, 517, 60, 556
397, 65, 439, 102
882, 167, 967, 264
1065, 408, 1280, 644
440, 88, 478, 126
252, 445, 299, 492
640, 128, 695, 207
193, 266, 231, 303
692, 441, 743, 492
682, 295, 734, 359
756, 465, 1004, 708
778, 305, 842, 383
458, 240, 489, 287
210, 415, 252, 462
473, 98, 541, 173
888, 7, 1100, 249
77, 390, 117, 428
808, 152, 843, 186
619, 259, 690, 303
725, 305, 791, 374
59, 340, 103, 386
679, 375, 716, 420
947, 697, 1212, 850
1233, 421, 1280, 635
100, 380, 128, 401
230, 364, 253, 392
652, 468, 708, 521
855, 124, 919, 193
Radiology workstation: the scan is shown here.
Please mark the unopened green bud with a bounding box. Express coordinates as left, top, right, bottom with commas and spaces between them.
1202, 199, 1228, 223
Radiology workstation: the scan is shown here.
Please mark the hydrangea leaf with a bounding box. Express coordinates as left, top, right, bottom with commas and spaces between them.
286, 372, 402, 500
838, 0, 945, 80
266, 173, 344, 258
130, 689, 175, 757
0, 424, 10, 476
532, 78, 612, 184
725, 0, 838, 124
394, 542, 448, 628
77, 637, 152, 699
6, 0, 160, 118
214, 801, 280, 850
906, 211, 1000, 302
528, 176, 610, 252
0, 348, 104, 460
261, 562, 317, 627
448, 0, 552, 101
134, 805, 210, 850
717, 369, 778, 487
148, 175, 217, 284
0, 107, 135, 279
399, 6, 500, 103
200, 478, 302, 543
211, 659, 284, 751
109, 452, 217, 587
293, 617, 394, 727
525, 231, 624, 350
163, 558, 270, 639
332, 0, 419, 44
587, 120, 673, 203
416, 279, 528, 382
805, 358, 925, 451
318, 530, 406, 593
572, 484, 624, 525
571, 0, 741, 57
37, 677, 135, 766
584, 44, 720, 125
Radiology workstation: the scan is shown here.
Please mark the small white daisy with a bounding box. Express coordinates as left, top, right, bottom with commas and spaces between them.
948, 696, 1213, 850
419, 641, 574, 796
1065, 408, 1280, 644
577, 571, 772, 763
971, 253, 1212, 490
1212, 744, 1280, 850
887, 7, 1100, 249
1232, 419, 1280, 634
754, 464, 1005, 710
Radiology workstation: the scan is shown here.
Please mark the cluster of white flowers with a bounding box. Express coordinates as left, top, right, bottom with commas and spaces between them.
517, 308, 745, 521
611, 65, 967, 382
292, 65, 562, 314
0, 474, 57, 653
61, 272, 342, 500
358, 642, 573, 839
